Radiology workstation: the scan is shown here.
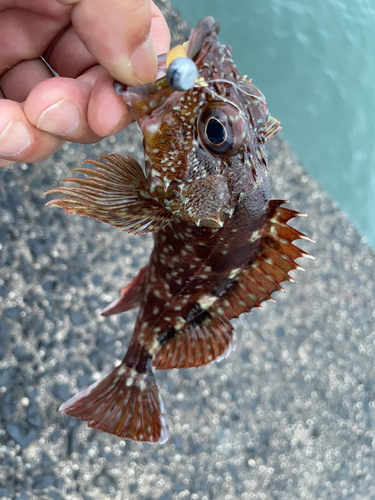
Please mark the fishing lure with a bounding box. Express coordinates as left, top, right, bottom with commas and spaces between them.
46, 17, 312, 443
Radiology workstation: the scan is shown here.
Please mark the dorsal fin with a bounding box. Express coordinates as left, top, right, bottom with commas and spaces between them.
264, 114, 282, 141
45, 154, 174, 235
211, 200, 313, 320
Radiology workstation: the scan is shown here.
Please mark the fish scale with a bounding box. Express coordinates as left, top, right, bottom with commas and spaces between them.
46, 16, 312, 443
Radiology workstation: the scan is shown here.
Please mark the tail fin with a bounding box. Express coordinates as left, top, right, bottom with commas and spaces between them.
59, 364, 169, 444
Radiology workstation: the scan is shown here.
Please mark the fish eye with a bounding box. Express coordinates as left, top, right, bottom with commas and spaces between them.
198, 103, 247, 156
205, 117, 227, 146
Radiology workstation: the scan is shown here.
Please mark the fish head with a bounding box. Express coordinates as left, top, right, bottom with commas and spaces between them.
120, 17, 280, 220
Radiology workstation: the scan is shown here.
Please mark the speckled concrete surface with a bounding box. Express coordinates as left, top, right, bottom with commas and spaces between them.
1, 2, 375, 500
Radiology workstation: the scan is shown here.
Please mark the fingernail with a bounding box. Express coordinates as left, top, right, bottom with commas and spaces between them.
0, 119, 31, 156
36, 99, 80, 136
130, 33, 157, 85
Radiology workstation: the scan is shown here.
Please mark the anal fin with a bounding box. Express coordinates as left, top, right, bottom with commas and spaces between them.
45, 154, 174, 235
154, 314, 235, 370
101, 265, 148, 316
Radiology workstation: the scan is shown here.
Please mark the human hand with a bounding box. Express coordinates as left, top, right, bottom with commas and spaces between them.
0, 0, 170, 167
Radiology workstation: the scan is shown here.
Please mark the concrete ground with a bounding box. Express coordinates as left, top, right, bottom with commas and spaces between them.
1, 1, 375, 499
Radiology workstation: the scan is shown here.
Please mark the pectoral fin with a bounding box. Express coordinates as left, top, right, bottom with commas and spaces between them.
46, 154, 174, 235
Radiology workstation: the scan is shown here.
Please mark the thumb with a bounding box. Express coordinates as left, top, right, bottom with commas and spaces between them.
61, 0, 158, 86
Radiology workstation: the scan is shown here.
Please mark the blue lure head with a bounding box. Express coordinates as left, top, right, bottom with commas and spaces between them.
166, 57, 199, 91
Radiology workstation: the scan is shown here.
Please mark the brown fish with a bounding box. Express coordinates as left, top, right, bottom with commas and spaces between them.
46, 17, 312, 444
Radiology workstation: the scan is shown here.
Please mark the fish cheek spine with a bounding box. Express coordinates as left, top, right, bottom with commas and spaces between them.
45, 16, 312, 444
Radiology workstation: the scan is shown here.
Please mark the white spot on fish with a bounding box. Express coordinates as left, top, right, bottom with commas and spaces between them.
147, 123, 160, 133
250, 230, 261, 242
229, 268, 241, 279
118, 365, 126, 376
198, 295, 217, 310
175, 317, 186, 331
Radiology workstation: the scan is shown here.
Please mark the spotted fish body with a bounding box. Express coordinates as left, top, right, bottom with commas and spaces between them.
47, 18, 311, 444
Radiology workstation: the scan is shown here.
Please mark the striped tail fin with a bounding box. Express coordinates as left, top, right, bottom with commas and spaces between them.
60, 363, 168, 444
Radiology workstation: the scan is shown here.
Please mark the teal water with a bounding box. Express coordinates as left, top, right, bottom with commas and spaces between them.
170, 0, 375, 248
